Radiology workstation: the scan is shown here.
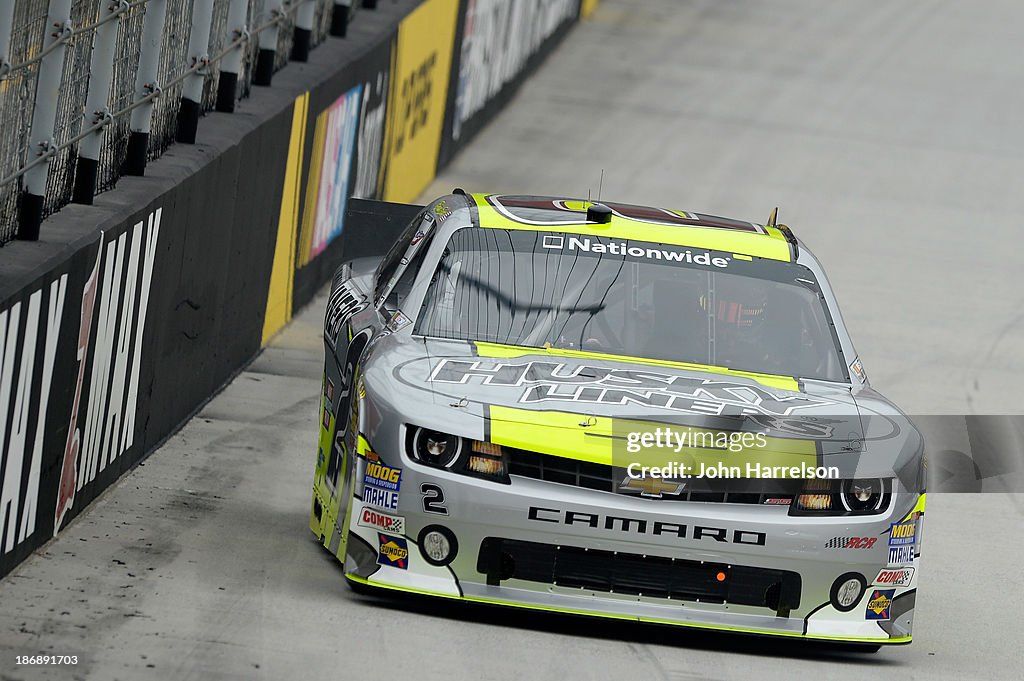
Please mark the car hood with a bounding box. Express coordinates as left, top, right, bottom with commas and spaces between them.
377, 337, 920, 480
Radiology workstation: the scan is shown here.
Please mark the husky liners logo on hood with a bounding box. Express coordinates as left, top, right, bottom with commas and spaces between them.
430, 359, 834, 417
528, 507, 766, 546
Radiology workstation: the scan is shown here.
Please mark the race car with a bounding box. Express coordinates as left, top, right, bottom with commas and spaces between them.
309, 192, 925, 650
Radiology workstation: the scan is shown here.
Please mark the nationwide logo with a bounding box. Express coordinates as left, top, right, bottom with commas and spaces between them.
889, 520, 917, 546
377, 533, 409, 569
865, 589, 895, 620
888, 545, 914, 565
619, 476, 685, 498
541, 235, 731, 268
873, 567, 915, 588
824, 536, 877, 549
359, 507, 405, 535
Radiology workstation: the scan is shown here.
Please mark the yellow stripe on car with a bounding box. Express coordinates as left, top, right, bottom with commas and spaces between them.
471, 194, 793, 262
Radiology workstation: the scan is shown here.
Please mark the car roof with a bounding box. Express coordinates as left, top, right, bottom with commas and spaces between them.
466, 193, 795, 262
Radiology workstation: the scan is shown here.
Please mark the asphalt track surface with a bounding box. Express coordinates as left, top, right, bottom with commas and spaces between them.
3, 1, 1023, 679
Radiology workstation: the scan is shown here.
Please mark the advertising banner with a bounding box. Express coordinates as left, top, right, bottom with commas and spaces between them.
382, 0, 460, 203
439, 0, 581, 167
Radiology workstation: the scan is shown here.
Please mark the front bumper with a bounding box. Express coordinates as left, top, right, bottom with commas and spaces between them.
334, 457, 921, 645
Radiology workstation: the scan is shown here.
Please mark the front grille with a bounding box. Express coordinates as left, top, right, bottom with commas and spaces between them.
477, 537, 801, 614
508, 449, 799, 504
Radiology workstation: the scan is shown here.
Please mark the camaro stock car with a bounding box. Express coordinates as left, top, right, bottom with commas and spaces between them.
309, 192, 925, 649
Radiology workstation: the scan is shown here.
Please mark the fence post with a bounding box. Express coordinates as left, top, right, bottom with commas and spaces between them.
18, 0, 73, 240
177, 0, 216, 143
292, 0, 315, 61
0, 1, 15, 75
125, 0, 168, 176
73, 0, 122, 204
253, 1, 283, 86
215, 0, 250, 112
330, 1, 353, 37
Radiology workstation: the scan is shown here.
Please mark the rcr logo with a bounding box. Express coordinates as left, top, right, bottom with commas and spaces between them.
542, 235, 731, 268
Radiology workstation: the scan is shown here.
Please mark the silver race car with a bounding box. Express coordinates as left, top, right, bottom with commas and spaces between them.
310, 192, 925, 649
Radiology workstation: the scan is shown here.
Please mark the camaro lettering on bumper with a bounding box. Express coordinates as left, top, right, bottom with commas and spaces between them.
528, 506, 766, 546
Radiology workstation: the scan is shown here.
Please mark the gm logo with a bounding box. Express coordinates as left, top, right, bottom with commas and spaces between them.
542, 235, 564, 249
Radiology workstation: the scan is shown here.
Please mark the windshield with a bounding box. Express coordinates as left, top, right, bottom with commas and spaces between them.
415, 228, 846, 381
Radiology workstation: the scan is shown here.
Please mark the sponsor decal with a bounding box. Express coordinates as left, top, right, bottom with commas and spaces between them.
542, 235, 732, 268
889, 520, 917, 546
322, 405, 332, 430
865, 588, 895, 620
618, 476, 685, 498
1, 274, 67, 555
383, 0, 458, 202
432, 200, 452, 222
873, 567, 915, 588
301, 84, 362, 264
364, 461, 402, 492
430, 359, 834, 419
824, 536, 878, 549
363, 461, 401, 511
359, 507, 405, 535
363, 484, 399, 511
850, 357, 866, 381
326, 378, 335, 402
888, 545, 915, 565
377, 533, 409, 569
353, 66, 389, 200
452, 0, 578, 141
763, 498, 792, 505
54, 209, 161, 535
527, 506, 766, 546
386, 311, 412, 333
324, 281, 367, 347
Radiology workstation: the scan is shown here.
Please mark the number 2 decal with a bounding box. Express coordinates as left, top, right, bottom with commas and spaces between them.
421, 483, 448, 515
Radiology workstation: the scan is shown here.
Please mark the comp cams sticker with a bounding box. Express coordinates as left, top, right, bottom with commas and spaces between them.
358, 507, 405, 535
873, 567, 915, 588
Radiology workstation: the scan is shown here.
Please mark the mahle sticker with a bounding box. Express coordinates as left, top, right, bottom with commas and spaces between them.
888, 545, 914, 565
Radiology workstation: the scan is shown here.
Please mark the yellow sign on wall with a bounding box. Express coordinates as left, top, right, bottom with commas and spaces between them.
382, 0, 459, 203
581, 0, 600, 19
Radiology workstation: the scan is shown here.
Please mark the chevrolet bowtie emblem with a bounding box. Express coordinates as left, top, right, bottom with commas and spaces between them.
619, 476, 686, 498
